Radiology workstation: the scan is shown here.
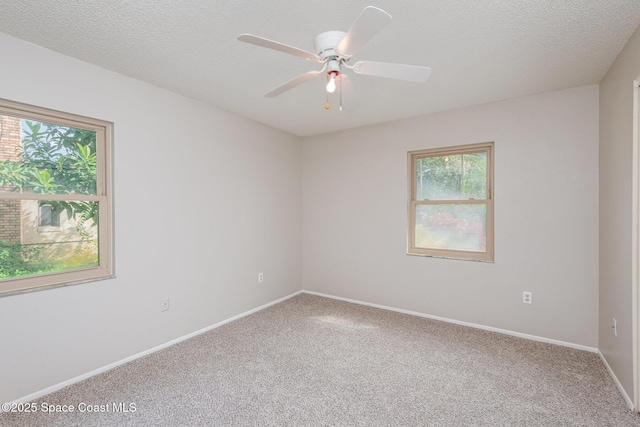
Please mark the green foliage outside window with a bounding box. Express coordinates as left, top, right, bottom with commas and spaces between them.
416, 152, 487, 201
0, 120, 99, 279
414, 151, 489, 252
0, 120, 98, 231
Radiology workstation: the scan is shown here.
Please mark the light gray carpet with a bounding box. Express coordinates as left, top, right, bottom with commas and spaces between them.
2, 293, 639, 426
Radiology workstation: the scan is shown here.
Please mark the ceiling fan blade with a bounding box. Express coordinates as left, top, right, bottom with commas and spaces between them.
238, 34, 322, 62
351, 61, 432, 82
336, 6, 392, 57
264, 70, 323, 97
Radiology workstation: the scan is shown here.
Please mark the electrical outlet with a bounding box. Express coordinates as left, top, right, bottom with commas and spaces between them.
258, 272, 264, 283
161, 298, 169, 312
613, 318, 617, 337
523, 291, 532, 304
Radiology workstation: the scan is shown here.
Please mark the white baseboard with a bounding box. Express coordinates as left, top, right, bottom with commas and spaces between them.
303, 290, 599, 353
8, 290, 303, 407
598, 350, 635, 410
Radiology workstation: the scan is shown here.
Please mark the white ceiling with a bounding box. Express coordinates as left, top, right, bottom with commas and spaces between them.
0, 1, 638, 137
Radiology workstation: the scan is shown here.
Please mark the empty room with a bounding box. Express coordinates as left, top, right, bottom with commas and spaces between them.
1, 1, 640, 425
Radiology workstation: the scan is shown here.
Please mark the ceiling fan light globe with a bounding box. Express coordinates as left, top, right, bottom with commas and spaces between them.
326, 75, 337, 93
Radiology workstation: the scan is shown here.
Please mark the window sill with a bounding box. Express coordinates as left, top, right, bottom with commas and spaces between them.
406, 251, 494, 263
37, 226, 61, 233
0, 269, 116, 298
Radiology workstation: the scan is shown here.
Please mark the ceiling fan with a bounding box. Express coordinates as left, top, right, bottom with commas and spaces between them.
237, 6, 431, 109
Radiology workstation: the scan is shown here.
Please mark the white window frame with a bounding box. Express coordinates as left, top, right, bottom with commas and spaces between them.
0, 98, 114, 296
407, 142, 494, 261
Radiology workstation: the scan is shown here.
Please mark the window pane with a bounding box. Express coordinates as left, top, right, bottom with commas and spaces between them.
39, 204, 60, 227
416, 152, 487, 201
0, 199, 99, 280
415, 204, 486, 252
0, 114, 97, 195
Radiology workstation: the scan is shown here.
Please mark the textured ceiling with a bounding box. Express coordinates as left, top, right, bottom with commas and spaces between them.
0, 1, 639, 137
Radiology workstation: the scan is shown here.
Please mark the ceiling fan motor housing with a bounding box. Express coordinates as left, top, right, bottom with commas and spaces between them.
314, 31, 346, 60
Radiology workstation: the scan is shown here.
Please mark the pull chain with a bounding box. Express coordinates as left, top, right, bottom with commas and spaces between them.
339, 62, 343, 111
325, 81, 330, 109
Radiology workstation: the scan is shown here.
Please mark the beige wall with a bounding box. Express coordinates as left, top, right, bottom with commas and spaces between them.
303, 85, 599, 347
0, 32, 302, 403
599, 24, 640, 400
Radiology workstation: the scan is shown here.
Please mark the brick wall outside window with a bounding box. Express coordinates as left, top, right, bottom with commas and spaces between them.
0, 115, 22, 243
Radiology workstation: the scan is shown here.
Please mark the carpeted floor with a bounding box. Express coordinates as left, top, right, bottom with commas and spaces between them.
2, 293, 640, 426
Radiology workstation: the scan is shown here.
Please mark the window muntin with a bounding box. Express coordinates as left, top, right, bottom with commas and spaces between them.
408, 142, 493, 261
0, 98, 113, 296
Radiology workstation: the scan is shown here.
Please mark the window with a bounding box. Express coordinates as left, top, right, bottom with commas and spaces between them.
0, 98, 113, 296
39, 204, 60, 228
408, 142, 494, 261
